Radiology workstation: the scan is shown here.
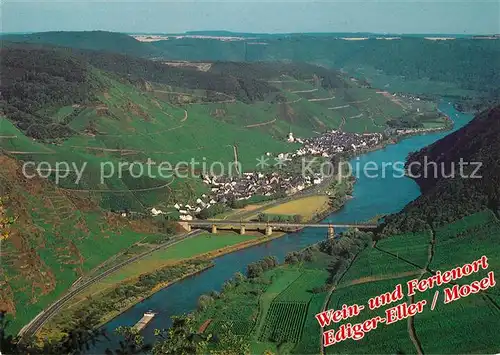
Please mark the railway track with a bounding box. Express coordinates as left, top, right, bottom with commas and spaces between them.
18, 229, 204, 341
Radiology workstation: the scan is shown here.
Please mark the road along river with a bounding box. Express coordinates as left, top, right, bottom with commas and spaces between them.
90, 102, 472, 352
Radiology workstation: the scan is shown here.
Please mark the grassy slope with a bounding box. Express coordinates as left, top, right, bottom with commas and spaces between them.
0, 153, 166, 333
1, 64, 444, 211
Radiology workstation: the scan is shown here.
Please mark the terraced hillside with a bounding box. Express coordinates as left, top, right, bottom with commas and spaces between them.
1, 44, 445, 212
0, 153, 167, 333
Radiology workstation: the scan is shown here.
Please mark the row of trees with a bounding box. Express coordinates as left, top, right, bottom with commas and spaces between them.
257, 213, 301, 223
284, 247, 317, 264
246, 256, 279, 278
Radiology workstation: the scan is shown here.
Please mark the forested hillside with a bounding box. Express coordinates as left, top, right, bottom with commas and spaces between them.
0, 46, 100, 139
383, 105, 500, 234
151, 35, 500, 96
0, 31, 161, 57
4, 31, 498, 99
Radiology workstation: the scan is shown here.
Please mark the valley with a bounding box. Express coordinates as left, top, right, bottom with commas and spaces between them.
0, 29, 498, 355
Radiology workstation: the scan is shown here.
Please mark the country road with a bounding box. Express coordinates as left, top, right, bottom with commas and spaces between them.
18, 229, 204, 341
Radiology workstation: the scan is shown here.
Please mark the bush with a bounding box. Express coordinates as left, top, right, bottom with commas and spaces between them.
246, 256, 279, 278
197, 294, 214, 311
197, 203, 227, 219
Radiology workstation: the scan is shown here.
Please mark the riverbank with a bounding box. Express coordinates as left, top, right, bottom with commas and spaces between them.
92, 262, 216, 331
36, 176, 358, 343
37, 231, 289, 342
84, 102, 473, 353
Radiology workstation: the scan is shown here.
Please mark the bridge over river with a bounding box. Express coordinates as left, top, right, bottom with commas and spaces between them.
182, 220, 378, 238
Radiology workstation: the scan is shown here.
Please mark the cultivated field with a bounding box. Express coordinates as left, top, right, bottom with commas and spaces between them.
261, 195, 330, 221
195, 210, 500, 354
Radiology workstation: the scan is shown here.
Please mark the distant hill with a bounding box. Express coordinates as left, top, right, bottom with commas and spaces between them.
0, 31, 161, 57
4, 31, 498, 99
152, 36, 500, 97
383, 105, 500, 234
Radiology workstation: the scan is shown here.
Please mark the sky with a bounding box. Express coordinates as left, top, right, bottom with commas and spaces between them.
2, 0, 499, 35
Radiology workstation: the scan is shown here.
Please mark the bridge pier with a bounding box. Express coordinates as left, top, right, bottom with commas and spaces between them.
178, 222, 191, 232
265, 226, 273, 236
211, 224, 217, 234
240, 225, 246, 235
328, 224, 335, 239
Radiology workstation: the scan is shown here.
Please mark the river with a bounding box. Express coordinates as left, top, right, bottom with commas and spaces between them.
91, 101, 472, 352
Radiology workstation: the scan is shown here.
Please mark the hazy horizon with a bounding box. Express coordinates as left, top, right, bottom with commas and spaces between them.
2, 1, 499, 35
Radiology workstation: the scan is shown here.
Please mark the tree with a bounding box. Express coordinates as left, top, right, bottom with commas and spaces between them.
0, 312, 18, 355
105, 326, 151, 355
209, 322, 250, 355
197, 294, 214, 311
284, 252, 299, 264
246, 263, 263, 278
303, 249, 315, 262
233, 272, 245, 285
152, 315, 210, 355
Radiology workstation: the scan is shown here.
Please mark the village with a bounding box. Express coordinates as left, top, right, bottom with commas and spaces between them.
149, 129, 385, 220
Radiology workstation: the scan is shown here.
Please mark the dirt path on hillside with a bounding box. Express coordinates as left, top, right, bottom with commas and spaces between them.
348, 98, 371, 104
245, 118, 277, 128
97, 124, 184, 137
319, 250, 365, 355
265, 78, 314, 83
337, 270, 422, 290
193, 99, 236, 104
406, 228, 434, 355
375, 231, 433, 355
68, 145, 205, 155
5, 150, 55, 155
308, 96, 336, 102
339, 116, 346, 131
284, 97, 303, 104
291, 88, 318, 94
59, 177, 175, 193
328, 104, 350, 110
181, 109, 188, 122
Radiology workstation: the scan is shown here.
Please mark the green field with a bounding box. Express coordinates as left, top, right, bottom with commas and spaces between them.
104, 232, 259, 283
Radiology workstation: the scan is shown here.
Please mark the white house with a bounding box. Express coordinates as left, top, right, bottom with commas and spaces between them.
151, 208, 164, 216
